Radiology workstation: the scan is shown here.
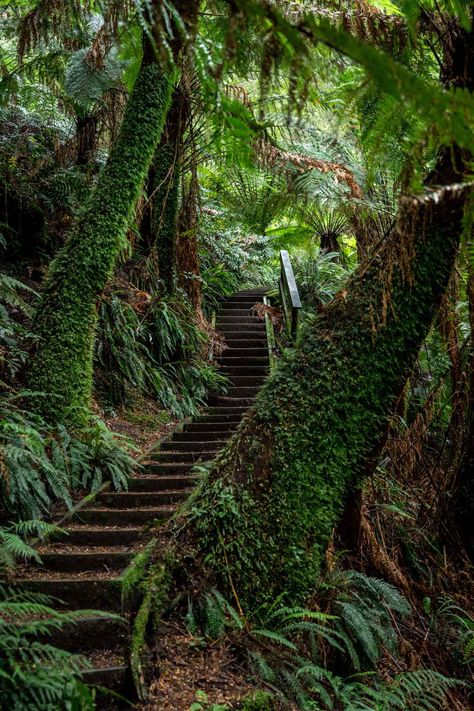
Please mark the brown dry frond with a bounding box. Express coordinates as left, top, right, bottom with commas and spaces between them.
360, 509, 411, 593
362, 183, 473, 333
251, 302, 284, 331
17, 0, 84, 62
278, 1, 410, 53
255, 140, 363, 199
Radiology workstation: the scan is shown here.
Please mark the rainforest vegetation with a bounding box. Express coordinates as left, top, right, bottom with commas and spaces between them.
1, 0, 474, 709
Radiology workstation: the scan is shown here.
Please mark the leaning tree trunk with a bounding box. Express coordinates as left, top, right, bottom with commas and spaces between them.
26, 58, 173, 424
182, 182, 470, 608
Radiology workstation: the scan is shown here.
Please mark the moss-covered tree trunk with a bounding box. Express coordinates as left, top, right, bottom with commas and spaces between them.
26, 59, 173, 424
184, 183, 471, 607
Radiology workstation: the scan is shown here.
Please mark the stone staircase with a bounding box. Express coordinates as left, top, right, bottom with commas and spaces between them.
16, 288, 269, 702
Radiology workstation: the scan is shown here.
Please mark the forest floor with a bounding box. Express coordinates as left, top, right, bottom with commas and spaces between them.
102, 394, 180, 456
137, 621, 264, 710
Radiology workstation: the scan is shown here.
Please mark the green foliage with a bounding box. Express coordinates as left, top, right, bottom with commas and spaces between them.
187, 182, 468, 606
0, 530, 107, 711
291, 249, 353, 311
151, 142, 180, 294
0, 584, 97, 710
0, 272, 37, 383
0, 398, 134, 518
185, 581, 459, 710
0, 519, 61, 571
121, 541, 173, 699
0, 107, 89, 256
65, 47, 124, 112
239, 691, 275, 711
96, 292, 228, 415
333, 570, 411, 670
199, 217, 275, 315
189, 689, 230, 711
438, 597, 474, 665
214, 169, 290, 235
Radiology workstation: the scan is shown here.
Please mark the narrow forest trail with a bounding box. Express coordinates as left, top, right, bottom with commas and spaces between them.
16, 288, 270, 703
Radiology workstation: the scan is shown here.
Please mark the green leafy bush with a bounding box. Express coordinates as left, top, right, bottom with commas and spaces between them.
1, 399, 134, 518
0, 521, 97, 710
185, 576, 460, 711
96, 292, 228, 415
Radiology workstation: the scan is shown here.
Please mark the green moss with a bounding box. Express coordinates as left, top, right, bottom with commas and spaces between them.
121, 540, 174, 699
27, 63, 173, 425
240, 691, 275, 711
131, 560, 171, 699
184, 188, 468, 609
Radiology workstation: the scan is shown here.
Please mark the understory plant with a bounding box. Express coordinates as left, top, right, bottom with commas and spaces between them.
0, 398, 134, 518
199, 218, 275, 315
96, 290, 228, 415
185, 572, 461, 710
0, 521, 101, 710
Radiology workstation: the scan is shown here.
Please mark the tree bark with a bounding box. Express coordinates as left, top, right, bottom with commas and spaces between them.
451, 262, 474, 559
183, 182, 471, 607
26, 58, 173, 424
145, 86, 187, 294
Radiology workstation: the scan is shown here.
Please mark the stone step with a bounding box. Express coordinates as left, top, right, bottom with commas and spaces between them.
39, 550, 133, 573
223, 338, 267, 348
223, 332, 266, 341
59, 527, 144, 547
152, 451, 215, 463
216, 316, 266, 336
17, 577, 125, 611
217, 356, 269, 366
221, 386, 261, 398
173, 430, 229, 441
211, 396, 256, 407
219, 306, 256, 314
144, 462, 194, 474
42, 614, 128, 652
97, 490, 191, 508
184, 421, 238, 432
198, 407, 248, 417
226, 375, 267, 386
219, 365, 269, 375
206, 397, 253, 416
218, 347, 268, 358
129, 475, 198, 491
72, 507, 175, 526
82, 663, 134, 701
160, 440, 222, 453
217, 312, 263, 320
229, 291, 266, 299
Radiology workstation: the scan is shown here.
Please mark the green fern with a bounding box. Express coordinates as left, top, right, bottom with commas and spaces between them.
0, 399, 133, 518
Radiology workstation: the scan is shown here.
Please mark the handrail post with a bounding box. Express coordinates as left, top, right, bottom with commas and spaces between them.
279, 250, 302, 343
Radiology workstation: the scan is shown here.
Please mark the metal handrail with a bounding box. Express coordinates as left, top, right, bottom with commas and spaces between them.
279, 249, 302, 342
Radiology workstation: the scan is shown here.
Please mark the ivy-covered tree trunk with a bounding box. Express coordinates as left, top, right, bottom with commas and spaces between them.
183, 183, 470, 608
26, 59, 173, 424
